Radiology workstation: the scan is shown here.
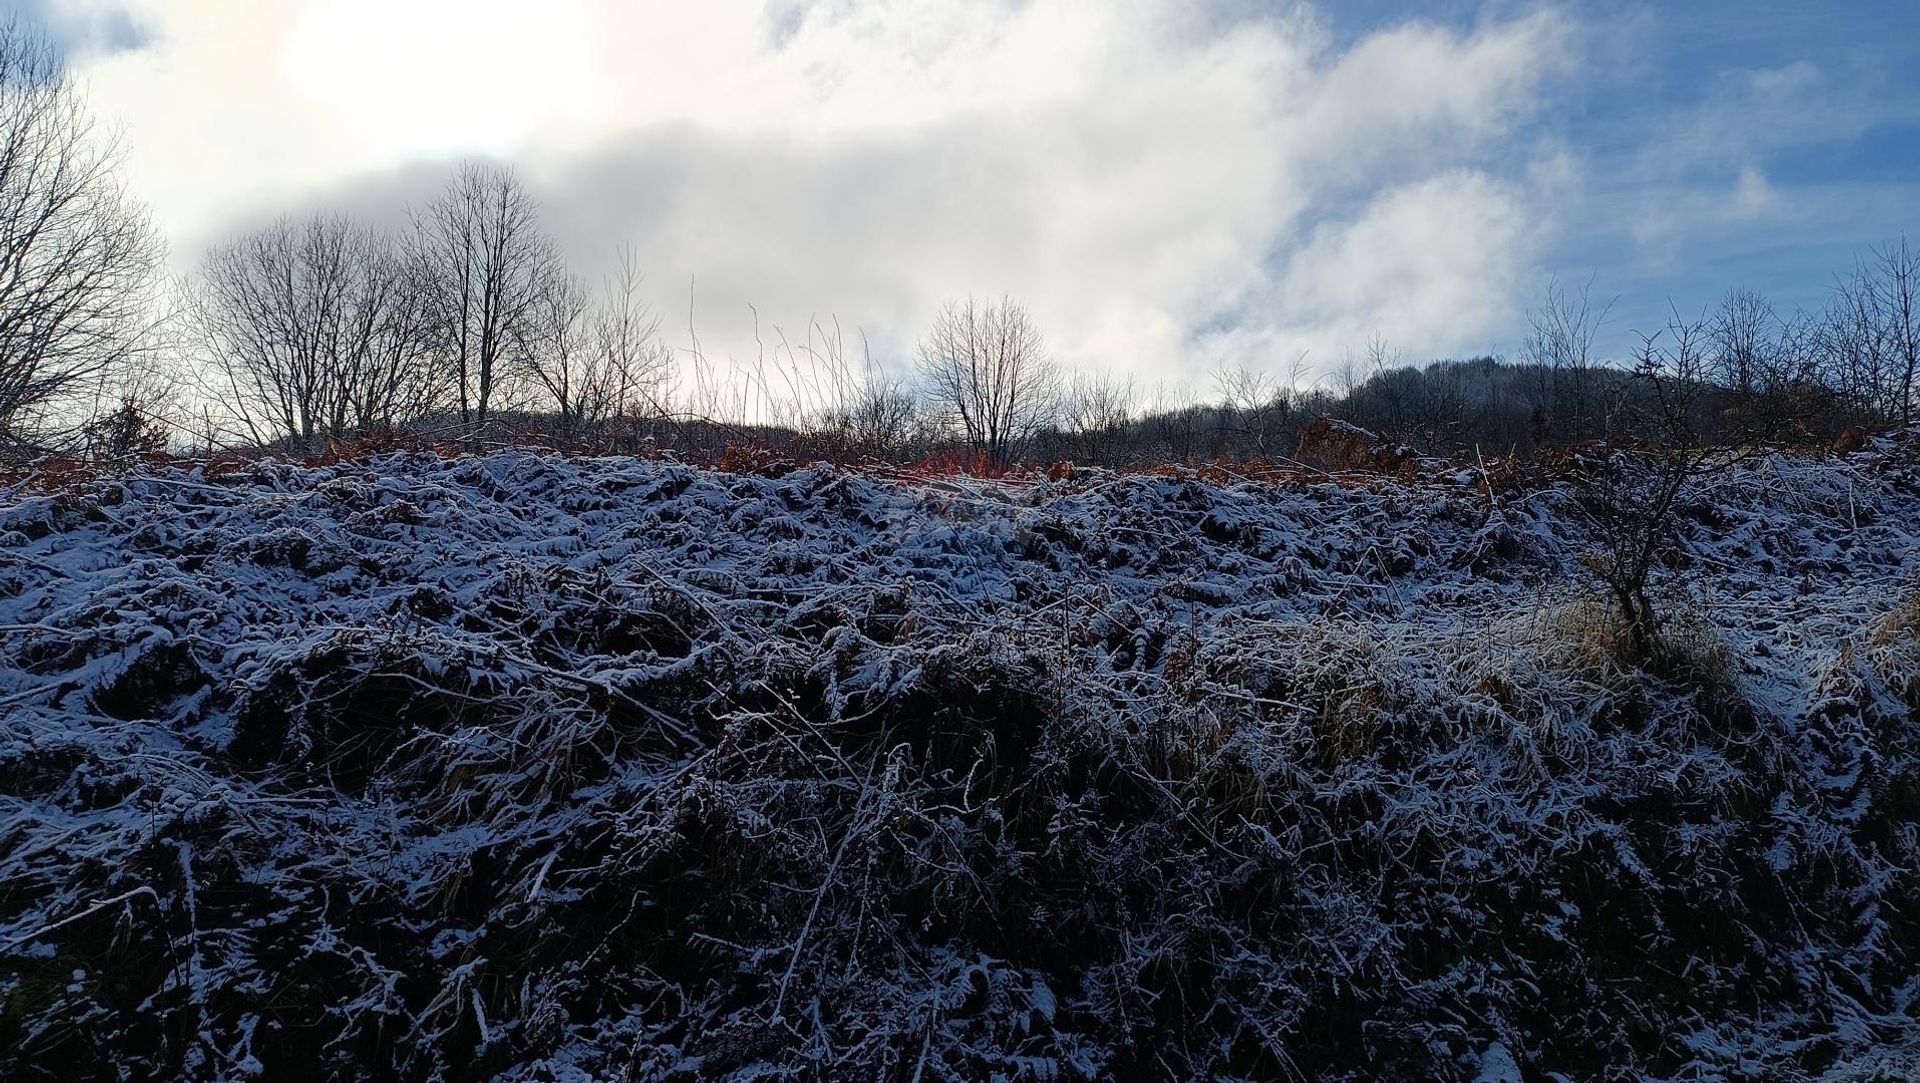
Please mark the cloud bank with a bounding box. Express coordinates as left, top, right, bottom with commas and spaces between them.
49, 0, 1578, 381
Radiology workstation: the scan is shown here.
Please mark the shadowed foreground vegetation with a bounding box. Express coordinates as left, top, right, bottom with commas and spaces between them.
3, 440, 1918, 1080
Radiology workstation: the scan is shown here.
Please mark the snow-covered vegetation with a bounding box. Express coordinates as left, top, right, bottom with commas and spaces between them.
3, 14, 1920, 1079
4, 436, 1918, 1080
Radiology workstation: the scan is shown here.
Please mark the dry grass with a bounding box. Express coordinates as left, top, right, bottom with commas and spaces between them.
1865, 581, 1920, 704
4, 448, 1916, 1081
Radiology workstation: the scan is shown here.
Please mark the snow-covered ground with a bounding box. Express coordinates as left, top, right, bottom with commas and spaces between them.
2, 442, 1917, 1080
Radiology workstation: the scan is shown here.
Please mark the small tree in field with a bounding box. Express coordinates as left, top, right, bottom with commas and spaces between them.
916, 296, 1058, 464
1572, 308, 1724, 660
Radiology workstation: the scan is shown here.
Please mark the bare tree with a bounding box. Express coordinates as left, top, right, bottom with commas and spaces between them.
0, 22, 164, 452
1333, 350, 1361, 401
1814, 238, 1920, 427
590, 248, 673, 430
1708, 287, 1790, 438
1061, 369, 1136, 463
1702, 289, 1845, 440
1873, 237, 1919, 426
342, 242, 441, 434
1143, 381, 1205, 462
520, 270, 594, 438
1355, 333, 1409, 434
915, 296, 1058, 464
1822, 269, 1892, 424
193, 213, 436, 448
1708, 287, 1775, 400
1526, 276, 1614, 442
1213, 363, 1281, 456
412, 163, 562, 431
521, 249, 672, 442
1401, 360, 1474, 453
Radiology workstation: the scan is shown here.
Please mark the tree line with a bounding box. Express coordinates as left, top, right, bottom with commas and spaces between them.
2, 18, 1916, 470
188, 167, 673, 451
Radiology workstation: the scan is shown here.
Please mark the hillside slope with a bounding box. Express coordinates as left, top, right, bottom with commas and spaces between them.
3, 444, 1918, 1080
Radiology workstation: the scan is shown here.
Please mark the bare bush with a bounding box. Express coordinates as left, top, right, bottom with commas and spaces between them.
1570, 308, 1727, 660
818, 370, 921, 459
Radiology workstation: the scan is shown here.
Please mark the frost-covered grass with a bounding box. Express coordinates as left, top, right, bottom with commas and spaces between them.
2, 442, 1918, 1080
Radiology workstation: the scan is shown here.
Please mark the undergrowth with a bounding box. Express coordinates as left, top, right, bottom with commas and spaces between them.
1, 450, 1916, 1081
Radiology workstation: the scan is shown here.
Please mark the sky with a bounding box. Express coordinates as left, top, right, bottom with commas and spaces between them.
10, 0, 1920, 388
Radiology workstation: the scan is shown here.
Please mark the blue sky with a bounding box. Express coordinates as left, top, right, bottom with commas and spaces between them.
8, 0, 1920, 379
1320, 1, 1920, 354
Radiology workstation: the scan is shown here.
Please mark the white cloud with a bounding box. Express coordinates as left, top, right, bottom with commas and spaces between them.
1278, 171, 1534, 345
50, 0, 1576, 381
1289, 10, 1570, 188
281, 0, 601, 157
1730, 165, 1779, 220
1199, 170, 1542, 372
